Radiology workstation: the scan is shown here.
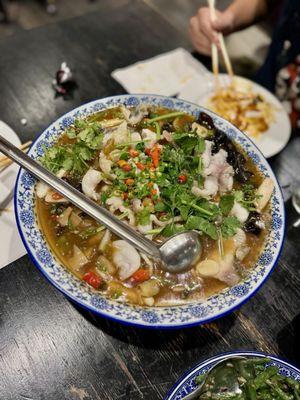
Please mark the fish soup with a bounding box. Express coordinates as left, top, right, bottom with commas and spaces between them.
36, 105, 274, 307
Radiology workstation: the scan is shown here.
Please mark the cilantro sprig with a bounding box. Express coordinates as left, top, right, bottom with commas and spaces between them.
150, 141, 241, 240
41, 118, 104, 176
234, 184, 260, 211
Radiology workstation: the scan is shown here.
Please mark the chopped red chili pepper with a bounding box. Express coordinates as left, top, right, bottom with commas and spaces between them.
122, 163, 132, 172
131, 269, 150, 283
136, 162, 145, 170
142, 198, 153, 207
83, 271, 102, 289
129, 148, 139, 157
122, 192, 128, 200
125, 178, 134, 186
178, 174, 187, 184
145, 148, 152, 156
151, 189, 157, 196
151, 146, 160, 168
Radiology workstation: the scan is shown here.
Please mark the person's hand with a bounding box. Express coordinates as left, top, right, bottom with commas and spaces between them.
189, 7, 235, 55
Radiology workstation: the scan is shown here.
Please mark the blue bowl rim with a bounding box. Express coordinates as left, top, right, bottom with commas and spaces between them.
14, 93, 286, 329
164, 350, 300, 399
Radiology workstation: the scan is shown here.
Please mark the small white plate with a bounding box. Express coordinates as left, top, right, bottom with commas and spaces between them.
0, 121, 21, 204
179, 74, 291, 158
0, 121, 26, 269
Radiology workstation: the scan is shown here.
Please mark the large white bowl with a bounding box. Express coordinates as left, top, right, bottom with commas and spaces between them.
15, 95, 285, 329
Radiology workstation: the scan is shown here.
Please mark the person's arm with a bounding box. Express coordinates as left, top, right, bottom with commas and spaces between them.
189, 0, 275, 56
226, 0, 270, 31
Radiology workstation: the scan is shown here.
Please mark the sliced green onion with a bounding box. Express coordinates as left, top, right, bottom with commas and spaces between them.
147, 111, 185, 123
198, 156, 203, 174
115, 139, 150, 149
153, 121, 161, 140
146, 228, 163, 235
182, 201, 214, 217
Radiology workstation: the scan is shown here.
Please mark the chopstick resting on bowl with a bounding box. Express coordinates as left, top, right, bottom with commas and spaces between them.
207, 0, 234, 88
0, 140, 32, 172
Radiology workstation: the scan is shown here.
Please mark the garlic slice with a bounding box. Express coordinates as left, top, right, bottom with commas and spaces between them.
196, 259, 220, 277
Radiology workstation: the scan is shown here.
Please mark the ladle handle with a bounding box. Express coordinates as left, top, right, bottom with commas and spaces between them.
0, 135, 161, 259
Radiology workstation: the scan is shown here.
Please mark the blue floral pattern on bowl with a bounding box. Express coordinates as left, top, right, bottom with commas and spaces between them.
14, 94, 285, 328
165, 351, 300, 399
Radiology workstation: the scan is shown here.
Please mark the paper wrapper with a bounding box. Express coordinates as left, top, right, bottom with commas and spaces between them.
111, 48, 208, 96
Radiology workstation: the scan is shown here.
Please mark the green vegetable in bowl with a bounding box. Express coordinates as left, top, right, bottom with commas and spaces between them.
196, 357, 300, 399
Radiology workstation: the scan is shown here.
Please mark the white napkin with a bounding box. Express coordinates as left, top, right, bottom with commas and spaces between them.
0, 121, 26, 269
0, 206, 26, 269
0, 181, 10, 202
111, 48, 209, 96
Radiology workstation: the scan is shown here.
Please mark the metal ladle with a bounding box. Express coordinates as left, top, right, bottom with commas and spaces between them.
183, 356, 247, 399
0, 135, 202, 273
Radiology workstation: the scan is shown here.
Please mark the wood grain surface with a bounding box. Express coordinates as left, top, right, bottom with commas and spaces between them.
0, 1, 299, 399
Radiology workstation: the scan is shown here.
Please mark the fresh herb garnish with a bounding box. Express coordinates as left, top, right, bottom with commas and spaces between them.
160, 223, 185, 237
173, 132, 199, 153
41, 118, 104, 176
136, 207, 151, 226
119, 152, 129, 161
234, 184, 260, 211
219, 194, 235, 215
154, 202, 167, 212
186, 215, 218, 240
135, 142, 145, 152
221, 216, 241, 239
67, 119, 104, 150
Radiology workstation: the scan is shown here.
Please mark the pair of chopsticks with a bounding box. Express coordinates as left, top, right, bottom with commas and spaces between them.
0, 140, 32, 172
207, 0, 234, 89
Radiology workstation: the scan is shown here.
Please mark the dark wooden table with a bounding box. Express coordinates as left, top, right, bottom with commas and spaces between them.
0, 1, 299, 399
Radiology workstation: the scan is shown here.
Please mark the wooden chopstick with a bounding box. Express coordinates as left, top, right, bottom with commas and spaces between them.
0, 140, 32, 163
0, 207, 12, 213
0, 158, 14, 170
0, 140, 32, 171
211, 43, 220, 90
218, 33, 234, 78
207, 0, 234, 84
208, 0, 220, 90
